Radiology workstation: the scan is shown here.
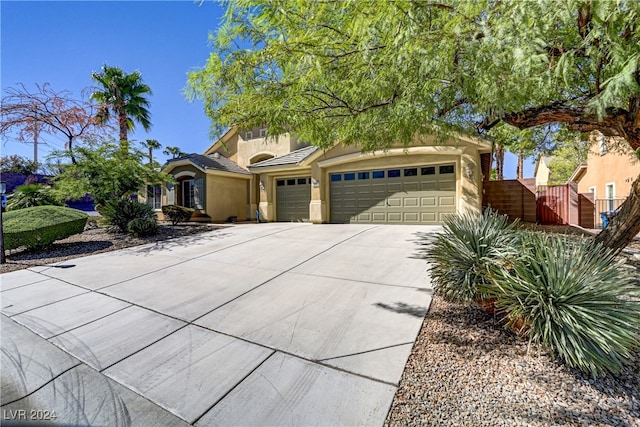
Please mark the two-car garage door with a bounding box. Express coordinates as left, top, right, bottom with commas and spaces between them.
330, 163, 456, 224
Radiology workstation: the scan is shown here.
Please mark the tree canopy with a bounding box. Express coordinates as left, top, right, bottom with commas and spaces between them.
51, 140, 168, 208
0, 155, 39, 175
1, 83, 109, 164
188, 0, 640, 251
187, 0, 640, 151
91, 65, 152, 152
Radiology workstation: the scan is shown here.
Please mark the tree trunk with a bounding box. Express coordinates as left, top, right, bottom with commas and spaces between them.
516, 149, 524, 180
495, 143, 504, 180
594, 173, 640, 254
118, 109, 129, 153
67, 136, 77, 164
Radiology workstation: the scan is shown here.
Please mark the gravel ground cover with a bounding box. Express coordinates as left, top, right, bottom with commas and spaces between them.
0, 221, 220, 274
386, 226, 640, 427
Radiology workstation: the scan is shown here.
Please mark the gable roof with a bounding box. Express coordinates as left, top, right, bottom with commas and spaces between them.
165, 153, 251, 175
534, 155, 553, 177
248, 145, 319, 170
568, 162, 588, 183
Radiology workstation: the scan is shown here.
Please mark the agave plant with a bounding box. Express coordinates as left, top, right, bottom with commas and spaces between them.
490, 233, 640, 377
427, 209, 520, 304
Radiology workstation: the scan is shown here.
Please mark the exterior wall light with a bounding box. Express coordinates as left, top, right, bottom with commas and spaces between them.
465, 164, 474, 179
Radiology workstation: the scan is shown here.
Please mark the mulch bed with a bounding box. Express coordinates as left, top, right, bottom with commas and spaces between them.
0, 222, 220, 274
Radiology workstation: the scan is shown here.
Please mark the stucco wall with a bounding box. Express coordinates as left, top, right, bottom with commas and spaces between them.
577, 136, 640, 199
236, 134, 308, 169
206, 174, 250, 222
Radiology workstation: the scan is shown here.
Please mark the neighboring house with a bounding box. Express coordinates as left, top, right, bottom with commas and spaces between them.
533, 155, 553, 188
569, 132, 640, 225
157, 126, 492, 224
0, 173, 51, 193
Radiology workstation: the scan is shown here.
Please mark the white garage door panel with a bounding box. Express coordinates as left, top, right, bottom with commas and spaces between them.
330, 163, 456, 224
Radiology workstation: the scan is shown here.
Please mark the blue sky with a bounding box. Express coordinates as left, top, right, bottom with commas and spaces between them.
1, 0, 534, 178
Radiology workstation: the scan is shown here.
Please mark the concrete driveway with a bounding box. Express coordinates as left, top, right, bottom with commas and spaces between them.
1, 223, 436, 426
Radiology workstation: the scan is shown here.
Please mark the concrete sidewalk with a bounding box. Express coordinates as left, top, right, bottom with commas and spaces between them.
1, 223, 436, 426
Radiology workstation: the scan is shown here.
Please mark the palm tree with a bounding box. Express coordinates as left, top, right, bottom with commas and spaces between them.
90, 65, 152, 152
141, 138, 161, 164
163, 146, 185, 159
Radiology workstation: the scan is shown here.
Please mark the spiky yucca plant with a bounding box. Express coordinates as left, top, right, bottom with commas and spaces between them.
490, 233, 640, 377
427, 209, 520, 304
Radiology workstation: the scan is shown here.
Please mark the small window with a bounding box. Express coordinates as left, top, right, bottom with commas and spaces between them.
404, 168, 418, 177
330, 174, 342, 182
373, 170, 385, 179
439, 165, 455, 174
421, 166, 435, 175
599, 134, 607, 155
387, 169, 401, 178
260, 128, 267, 137
245, 131, 253, 140
277, 180, 286, 186
287, 179, 296, 185
358, 171, 370, 180
344, 173, 356, 181
297, 178, 307, 185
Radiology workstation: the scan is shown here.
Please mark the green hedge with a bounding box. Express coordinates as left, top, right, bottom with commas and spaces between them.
3, 206, 88, 250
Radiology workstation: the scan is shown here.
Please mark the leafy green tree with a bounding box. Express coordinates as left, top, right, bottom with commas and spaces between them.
0, 155, 38, 175
547, 138, 590, 185
187, 0, 640, 252
51, 141, 168, 208
488, 124, 539, 180
90, 65, 152, 153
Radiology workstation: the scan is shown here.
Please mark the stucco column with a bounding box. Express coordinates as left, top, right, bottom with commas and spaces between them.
259, 174, 274, 221
459, 149, 482, 215
309, 163, 326, 223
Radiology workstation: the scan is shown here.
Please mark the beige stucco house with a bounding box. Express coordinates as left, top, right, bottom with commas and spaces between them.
568, 132, 640, 225
158, 126, 492, 224
570, 133, 640, 200
533, 155, 553, 188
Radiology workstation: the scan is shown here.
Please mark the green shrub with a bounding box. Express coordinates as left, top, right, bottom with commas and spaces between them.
101, 199, 157, 233
7, 183, 62, 211
127, 217, 158, 237
3, 206, 88, 250
490, 233, 640, 377
427, 209, 520, 304
162, 205, 193, 225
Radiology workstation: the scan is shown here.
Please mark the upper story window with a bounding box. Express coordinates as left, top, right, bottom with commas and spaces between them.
260, 128, 267, 137
245, 131, 253, 140
598, 134, 607, 155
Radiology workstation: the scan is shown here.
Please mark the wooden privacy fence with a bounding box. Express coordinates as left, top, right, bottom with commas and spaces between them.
536, 184, 570, 225
483, 180, 594, 228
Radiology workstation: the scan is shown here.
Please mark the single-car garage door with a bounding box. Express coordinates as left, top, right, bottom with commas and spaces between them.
330, 164, 456, 224
276, 177, 311, 221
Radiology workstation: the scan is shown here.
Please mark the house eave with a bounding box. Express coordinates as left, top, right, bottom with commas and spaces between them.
163, 159, 206, 174
568, 163, 588, 183
204, 169, 252, 179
